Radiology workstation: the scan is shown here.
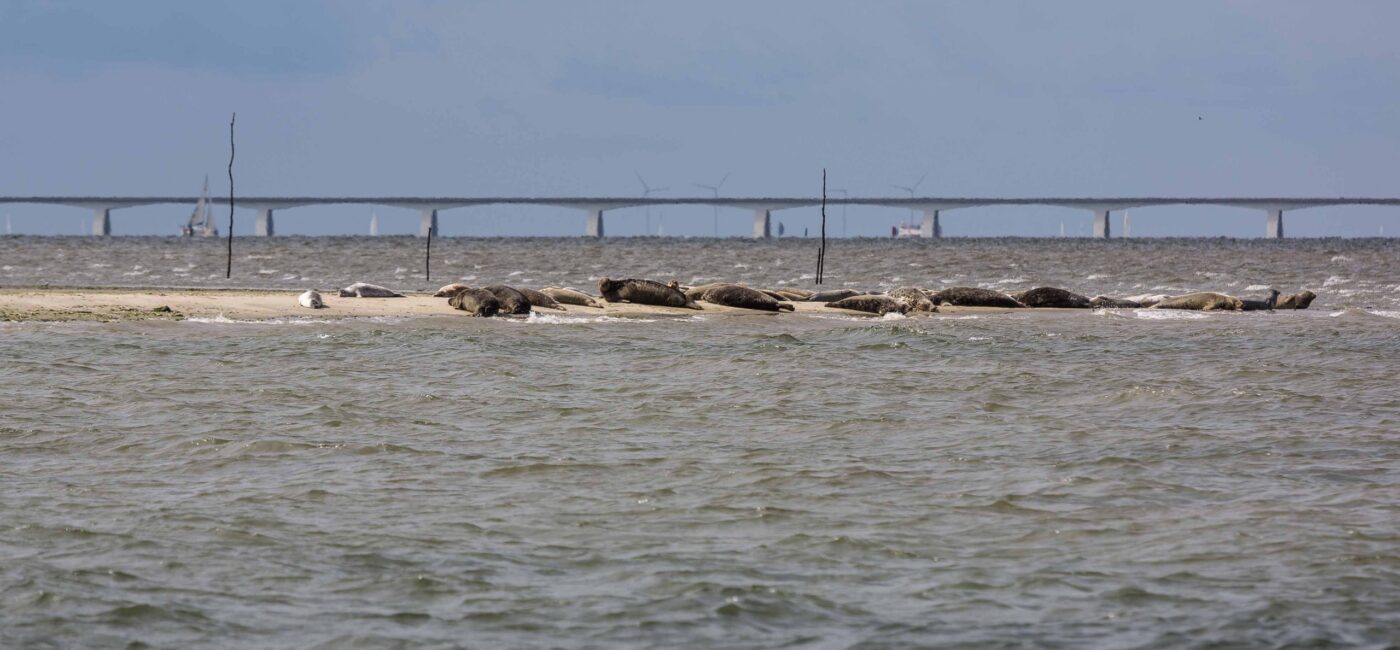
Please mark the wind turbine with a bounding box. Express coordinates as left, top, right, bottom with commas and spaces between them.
827, 188, 848, 237
694, 172, 730, 237
892, 172, 928, 228
635, 171, 668, 237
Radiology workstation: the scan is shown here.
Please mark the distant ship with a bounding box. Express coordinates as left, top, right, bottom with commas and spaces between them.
894, 221, 921, 238
180, 176, 219, 237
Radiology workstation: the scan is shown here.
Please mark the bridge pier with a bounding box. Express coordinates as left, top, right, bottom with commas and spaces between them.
585, 209, 605, 238
921, 208, 942, 238
91, 207, 111, 236
419, 209, 438, 238
255, 209, 275, 237
1092, 209, 1111, 239
753, 209, 771, 239
1266, 208, 1284, 239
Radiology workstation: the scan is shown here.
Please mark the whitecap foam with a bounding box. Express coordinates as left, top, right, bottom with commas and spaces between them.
1245, 284, 1270, 291
184, 314, 339, 325
1133, 309, 1207, 320
518, 312, 659, 324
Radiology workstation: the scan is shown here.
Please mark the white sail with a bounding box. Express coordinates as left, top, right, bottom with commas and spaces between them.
369, 211, 379, 236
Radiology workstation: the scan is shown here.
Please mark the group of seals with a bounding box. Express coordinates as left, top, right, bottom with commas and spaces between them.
431, 282, 580, 317
698, 284, 795, 312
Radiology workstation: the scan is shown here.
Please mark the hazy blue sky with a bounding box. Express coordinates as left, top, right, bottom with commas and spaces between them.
2, 0, 1397, 237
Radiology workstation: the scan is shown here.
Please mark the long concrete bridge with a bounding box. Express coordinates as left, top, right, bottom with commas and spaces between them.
4, 196, 1398, 239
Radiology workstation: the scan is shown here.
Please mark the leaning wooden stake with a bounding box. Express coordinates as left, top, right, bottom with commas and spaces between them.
815, 168, 828, 285
425, 219, 433, 282
225, 113, 236, 279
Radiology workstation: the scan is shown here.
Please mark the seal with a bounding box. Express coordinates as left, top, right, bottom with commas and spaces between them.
433, 283, 470, 298
516, 287, 565, 310
683, 282, 730, 301
701, 284, 795, 312
597, 277, 700, 309
1126, 293, 1168, 308
807, 289, 862, 302
771, 288, 815, 302
1240, 289, 1281, 311
449, 288, 500, 317
758, 289, 792, 302
540, 287, 601, 308
1152, 292, 1243, 311
1014, 287, 1092, 308
928, 287, 1024, 308
1088, 296, 1142, 309
297, 290, 325, 309
887, 287, 933, 304
826, 295, 911, 315
1276, 290, 1316, 310
338, 282, 403, 298
484, 285, 532, 315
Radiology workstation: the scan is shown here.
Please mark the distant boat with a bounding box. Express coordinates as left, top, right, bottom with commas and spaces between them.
895, 221, 921, 238
180, 176, 219, 237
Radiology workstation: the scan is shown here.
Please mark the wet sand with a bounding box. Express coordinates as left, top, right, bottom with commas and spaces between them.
0, 287, 1019, 322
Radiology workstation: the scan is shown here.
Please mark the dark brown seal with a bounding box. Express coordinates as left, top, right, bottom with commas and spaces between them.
484, 285, 532, 315
597, 277, 700, 309
702, 284, 795, 312
1014, 287, 1092, 308
1275, 290, 1316, 310
683, 282, 729, 301
517, 287, 564, 310
1240, 289, 1281, 311
825, 295, 911, 315
929, 287, 1024, 308
449, 288, 500, 317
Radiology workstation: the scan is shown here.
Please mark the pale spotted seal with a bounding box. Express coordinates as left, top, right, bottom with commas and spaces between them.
807, 289, 862, 302
338, 282, 403, 298
1152, 292, 1244, 311
540, 287, 601, 308
1276, 290, 1316, 310
433, 283, 470, 298
483, 285, 532, 315
929, 287, 1024, 308
517, 287, 565, 310
1088, 296, 1142, 309
449, 288, 500, 317
597, 278, 700, 309
826, 295, 911, 315
297, 290, 325, 309
701, 284, 795, 312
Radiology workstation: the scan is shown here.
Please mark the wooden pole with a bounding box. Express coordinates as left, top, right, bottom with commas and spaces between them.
225, 113, 235, 279
816, 169, 827, 285
425, 216, 432, 282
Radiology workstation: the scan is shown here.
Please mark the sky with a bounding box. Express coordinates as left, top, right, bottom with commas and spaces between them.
1, 0, 1398, 237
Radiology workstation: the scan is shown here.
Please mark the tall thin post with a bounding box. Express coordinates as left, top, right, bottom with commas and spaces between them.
816, 169, 828, 285
225, 113, 236, 279
425, 220, 433, 282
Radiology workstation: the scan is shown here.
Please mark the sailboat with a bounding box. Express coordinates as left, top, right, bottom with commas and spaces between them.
180, 176, 219, 237
369, 210, 379, 236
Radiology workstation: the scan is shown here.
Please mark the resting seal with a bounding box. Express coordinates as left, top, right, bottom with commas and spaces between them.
433, 283, 470, 298
484, 285, 532, 315
1153, 292, 1244, 311
540, 287, 601, 308
826, 295, 911, 315
297, 290, 325, 309
1240, 289, 1281, 312
597, 277, 700, 309
1276, 290, 1316, 310
1126, 293, 1168, 308
683, 282, 730, 301
702, 284, 794, 312
770, 288, 814, 302
807, 289, 862, 302
1088, 296, 1142, 309
929, 287, 1024, 308
888, 287, 933, 304
517, 287, 564, 310
449, 288, 500, 317
1014, 287, 1092, 308
339, 282, 403, 298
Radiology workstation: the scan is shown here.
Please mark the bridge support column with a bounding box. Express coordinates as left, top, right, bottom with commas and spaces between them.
921, 209, 942, 238
419, 209, 438, 238
255, 209, 275, 237
91, 208, 111, 236
1266, 209, 1284, 239
585, 209, 605, 238
753, 209, 771, 239
1092, 209, 1111, 239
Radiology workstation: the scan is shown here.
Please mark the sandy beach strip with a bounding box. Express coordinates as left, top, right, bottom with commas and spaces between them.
0, 286, 1028, 322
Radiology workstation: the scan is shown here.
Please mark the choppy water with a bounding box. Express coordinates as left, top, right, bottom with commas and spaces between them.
3, 237, 1399, 647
